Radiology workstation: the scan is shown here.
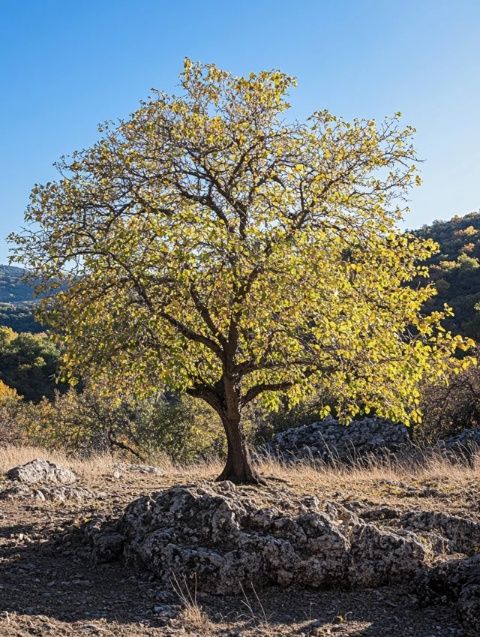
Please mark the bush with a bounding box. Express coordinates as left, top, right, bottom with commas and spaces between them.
14, 382, 225, 463
0, 381, 23, 445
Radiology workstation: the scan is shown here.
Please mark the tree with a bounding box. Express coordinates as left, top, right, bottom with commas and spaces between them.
11, 60, 472, 483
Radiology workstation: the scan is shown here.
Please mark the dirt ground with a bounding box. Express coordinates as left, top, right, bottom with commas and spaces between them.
0, 447, 478, 636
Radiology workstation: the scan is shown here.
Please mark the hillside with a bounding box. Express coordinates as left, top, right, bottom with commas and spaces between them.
0, 265, 36, 303
0, 265, 42, 332
414, 211, 480, 340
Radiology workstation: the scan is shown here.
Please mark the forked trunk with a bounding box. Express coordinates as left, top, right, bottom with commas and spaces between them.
216, 413, 261, 484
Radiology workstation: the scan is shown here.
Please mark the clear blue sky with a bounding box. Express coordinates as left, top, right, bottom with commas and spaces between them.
1, 0, 479, 262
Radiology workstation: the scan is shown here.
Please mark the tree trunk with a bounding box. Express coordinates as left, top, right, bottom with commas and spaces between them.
216, 413, 261, 484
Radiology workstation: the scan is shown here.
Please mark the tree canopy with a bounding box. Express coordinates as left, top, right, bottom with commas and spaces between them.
12, 59, 472, 482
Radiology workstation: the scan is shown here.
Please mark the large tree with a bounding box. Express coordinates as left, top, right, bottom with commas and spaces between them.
12, 60, 471, 483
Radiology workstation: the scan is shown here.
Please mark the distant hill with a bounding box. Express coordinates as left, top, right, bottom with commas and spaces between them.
414, 211, 480, 340
0, 265, 43, 332
0, 265, 37, 302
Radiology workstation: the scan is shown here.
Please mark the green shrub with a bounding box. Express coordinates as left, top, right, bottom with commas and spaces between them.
0, 327, 63, 401
15, 382, 225, 462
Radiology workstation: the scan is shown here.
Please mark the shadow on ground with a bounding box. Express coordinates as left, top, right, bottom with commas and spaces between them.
0, 517, 466, 636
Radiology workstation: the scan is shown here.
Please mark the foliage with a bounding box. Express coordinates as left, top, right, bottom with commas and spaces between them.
15, 383, 224, 462
0, 378, 20, 402
11, 60, 473, 480
0, 327, 63, 401
0, 379, 22, 444
414, 211, 480, 340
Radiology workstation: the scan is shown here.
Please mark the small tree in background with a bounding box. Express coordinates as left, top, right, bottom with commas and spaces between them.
12, 60, 472, 483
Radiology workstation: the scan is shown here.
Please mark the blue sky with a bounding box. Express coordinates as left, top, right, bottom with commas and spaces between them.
1, 0, 479, 262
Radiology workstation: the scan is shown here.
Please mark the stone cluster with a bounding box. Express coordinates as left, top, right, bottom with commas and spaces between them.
86, 482, 480, 632
2, 458, 95, 501
265, 415, 412, 463
96, 483, 425, 594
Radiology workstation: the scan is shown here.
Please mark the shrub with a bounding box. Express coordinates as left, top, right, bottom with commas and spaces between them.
15, 382, 225, 463
0, 380, 23, 445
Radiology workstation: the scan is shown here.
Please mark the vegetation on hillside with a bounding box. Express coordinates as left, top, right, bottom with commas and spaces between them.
0, 265, 36, 302
0, 302, 42, 333
0, 265, 43, 333
0, 327, 62, 401
414, 211, 480, 339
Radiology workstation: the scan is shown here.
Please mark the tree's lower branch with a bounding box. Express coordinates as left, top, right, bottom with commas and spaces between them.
240, 381, 295, 406
186, 384, 223, 413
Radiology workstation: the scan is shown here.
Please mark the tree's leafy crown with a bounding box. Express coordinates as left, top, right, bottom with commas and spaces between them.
11, 59, 472, 424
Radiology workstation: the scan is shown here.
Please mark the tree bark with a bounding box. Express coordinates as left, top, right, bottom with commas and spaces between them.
216, 412, 261, 484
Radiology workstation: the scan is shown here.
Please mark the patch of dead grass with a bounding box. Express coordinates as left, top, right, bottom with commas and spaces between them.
1, 443, 479, 503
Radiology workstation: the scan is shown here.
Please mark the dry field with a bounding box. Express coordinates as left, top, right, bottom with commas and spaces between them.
0, 445, 478, 636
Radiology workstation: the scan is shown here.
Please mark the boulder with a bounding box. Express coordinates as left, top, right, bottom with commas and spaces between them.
400, 510, 480, 555
6, 459, 77, 485
439, 428, 480, 462
266, 416, 412, 464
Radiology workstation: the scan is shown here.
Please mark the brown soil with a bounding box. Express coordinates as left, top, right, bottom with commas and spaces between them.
0, 448, 477, 636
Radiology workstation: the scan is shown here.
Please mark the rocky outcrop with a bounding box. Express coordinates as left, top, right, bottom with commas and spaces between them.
85, 482, 480, 632
439, 428, 480, 462
98, 482, 425, 594
6, 459, 77, 485
400, 510, 480, 555
266, 416, 412, 464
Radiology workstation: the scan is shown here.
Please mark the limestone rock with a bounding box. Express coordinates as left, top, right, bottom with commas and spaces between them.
348, 523, 426, 587
83, 516, 125, 562
400, 510, 480, 555
416, 555, 480, 634
110, 483, 427, 594
6, 459, 76, 485
266, 416, 411, 464
439, 428, 480, 462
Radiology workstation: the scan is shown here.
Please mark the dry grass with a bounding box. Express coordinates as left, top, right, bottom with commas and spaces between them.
258, 450, 480, 494
175, 602, 213, 634
1, 443, 479, 499
171, 573, 213, 634
0, 444, 116, 480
